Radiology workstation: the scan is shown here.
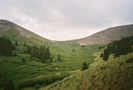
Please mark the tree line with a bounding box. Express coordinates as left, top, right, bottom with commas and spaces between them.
0, 37, 64, 63
101, 36, 133, 61
0, 37, 15, 56
24, 45, 52, 63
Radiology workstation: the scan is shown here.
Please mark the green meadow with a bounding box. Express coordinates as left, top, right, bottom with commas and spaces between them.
0, 40, 100, 90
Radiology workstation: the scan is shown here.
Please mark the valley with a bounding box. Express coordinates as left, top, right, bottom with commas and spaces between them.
0, 20, 133, 90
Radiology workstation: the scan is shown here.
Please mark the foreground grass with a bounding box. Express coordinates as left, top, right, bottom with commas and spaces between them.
84, 52, 133, 90
38, 52, 133, 90
38, 70, 82, 90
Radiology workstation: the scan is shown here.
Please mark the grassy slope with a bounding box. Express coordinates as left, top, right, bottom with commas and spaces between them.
39, 51, 133, 90
1, 28, 52, 45
39, 70, 82, 90
84, 52, 133, 90
0, 20, 52, 45
0, 41, 100, 90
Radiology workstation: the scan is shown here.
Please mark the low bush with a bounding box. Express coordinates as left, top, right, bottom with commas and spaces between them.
35, 84, 41, 89
126, 57, 133, 63
16, 72, 70, 89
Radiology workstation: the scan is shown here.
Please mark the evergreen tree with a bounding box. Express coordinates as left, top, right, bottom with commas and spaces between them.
103, 49, 109, 61
72, 48, 75, 52
100, 53, 103, 58
31, 46, 35, 58
46, 46, 50, 60
0, 37, 13, 56
82, 62, 88, 70
4, 79, 15, 90
22, 57, 26, 63
41, 45, 46, 63
15, 41, 18, 46
58, 54, 61, 61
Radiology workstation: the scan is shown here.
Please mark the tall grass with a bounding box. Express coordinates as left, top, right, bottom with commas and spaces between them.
40, 70, 82, 90
86, 52, 133, 90
16, 72, 70, 89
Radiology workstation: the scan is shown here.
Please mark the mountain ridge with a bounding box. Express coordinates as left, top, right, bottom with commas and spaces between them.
77, 24, 133, 45
0, 19, 54, 45
1, 19, 133, 45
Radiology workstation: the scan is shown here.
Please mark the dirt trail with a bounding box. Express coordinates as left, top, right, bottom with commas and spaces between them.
79, 72, 90, 90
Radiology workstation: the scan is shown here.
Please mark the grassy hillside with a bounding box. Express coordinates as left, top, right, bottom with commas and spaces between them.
38, 37, 133, 90
38, 49, 133, 90
0, 38, 100, 90
77, 24, 133, 45
0, 20, 52, 45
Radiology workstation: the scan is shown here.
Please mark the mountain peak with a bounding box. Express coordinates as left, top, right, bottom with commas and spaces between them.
0, 19, 32, 38
0, 19, 17, 32
0, 19, 12, 23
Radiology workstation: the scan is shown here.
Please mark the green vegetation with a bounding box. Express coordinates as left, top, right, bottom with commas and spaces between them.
102, 36, 133, 61
37, 36, 133, 90
1, 20, 133, 90
84, 52, 133, 90
38, 70, 82, 90
82, 62, 88, 70
0, 36, 99, 90
1, 34, 133, 90
0, 37, 14, 56
4, 79, 15, 90
16, 72, 70, 89
25, 45, 51, 63
41, 49, 133, 90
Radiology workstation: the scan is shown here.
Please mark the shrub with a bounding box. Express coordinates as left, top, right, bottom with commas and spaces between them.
4, 79, 15, 90
126, 57, 133, 63
22, 57, 26, 63
35, 84, 41, 89
16, 72, 70, 89
82, 62, 88, 70
12, 53, 17, 56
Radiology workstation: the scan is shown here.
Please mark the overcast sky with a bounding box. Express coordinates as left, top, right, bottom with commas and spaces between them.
0, 0, 133, 41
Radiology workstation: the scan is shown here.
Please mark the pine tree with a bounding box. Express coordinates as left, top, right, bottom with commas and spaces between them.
15, 41, 18, 46
0, 37, 13, 56
72, 48, 74, 52
4, 79, 15, 90
82, 62, 88, 70
100, 53, 103, 58
46, 46, 50, 60
41, 45, 46, 63
58, 54, 61, 61
31, 46, 35, 58
103, 49, 109, 61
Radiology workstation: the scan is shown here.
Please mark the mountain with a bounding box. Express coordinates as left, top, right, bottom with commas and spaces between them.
77, 24, 133, 45
1, 19, 133, 46
0, 19, 53, 45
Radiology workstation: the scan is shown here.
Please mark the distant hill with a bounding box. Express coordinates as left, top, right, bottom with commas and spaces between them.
77, 24, 133, 45
0, 19, 53, 45
1, 19, 133, 46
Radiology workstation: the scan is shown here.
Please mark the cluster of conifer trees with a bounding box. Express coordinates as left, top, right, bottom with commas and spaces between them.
102, 36, 133, 61
25, 45, 51, 63
0, 37, 15, 56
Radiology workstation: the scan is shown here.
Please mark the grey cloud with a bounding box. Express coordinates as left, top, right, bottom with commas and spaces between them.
0, 0, 133, 40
